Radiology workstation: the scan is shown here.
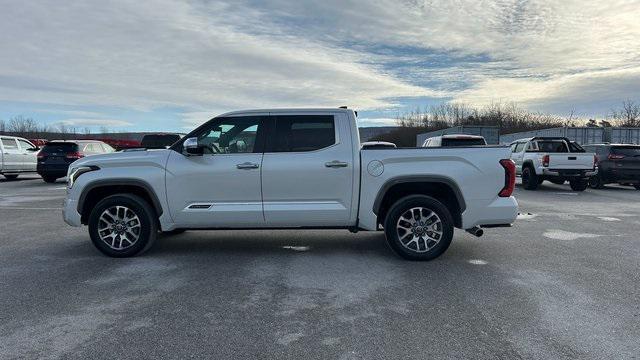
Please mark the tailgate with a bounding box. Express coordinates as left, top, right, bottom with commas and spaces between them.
548, 153, 594, 170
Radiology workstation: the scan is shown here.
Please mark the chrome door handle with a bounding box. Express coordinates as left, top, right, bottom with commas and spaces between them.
325, 160, 348, 168
236, 162, 259, 169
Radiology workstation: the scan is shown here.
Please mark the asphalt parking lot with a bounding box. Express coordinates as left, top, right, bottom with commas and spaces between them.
1, 175, 639, 359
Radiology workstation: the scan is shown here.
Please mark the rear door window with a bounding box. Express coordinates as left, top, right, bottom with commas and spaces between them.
269, 115, 336, 152
1, 138, 19, 150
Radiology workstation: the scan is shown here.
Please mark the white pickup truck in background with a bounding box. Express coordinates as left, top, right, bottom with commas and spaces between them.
509, 137, 596, 191
63, 108, 518, 261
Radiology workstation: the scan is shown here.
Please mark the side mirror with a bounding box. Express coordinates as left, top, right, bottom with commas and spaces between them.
183, 137, 204, 155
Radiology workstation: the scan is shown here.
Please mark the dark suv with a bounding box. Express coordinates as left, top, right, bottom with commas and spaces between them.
582, 144, 640, 189
37, 140, 114, 183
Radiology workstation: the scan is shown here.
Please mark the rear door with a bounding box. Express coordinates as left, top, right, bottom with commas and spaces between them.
261, 112, 355, 227
510, 142, 526, 174
1, 138, 21, 171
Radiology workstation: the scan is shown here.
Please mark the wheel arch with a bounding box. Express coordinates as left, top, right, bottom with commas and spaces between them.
373, 176, 465, 228
78, 179, 163, 225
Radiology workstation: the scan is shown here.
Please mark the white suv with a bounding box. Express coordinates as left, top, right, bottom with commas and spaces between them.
0, 136, 38, 180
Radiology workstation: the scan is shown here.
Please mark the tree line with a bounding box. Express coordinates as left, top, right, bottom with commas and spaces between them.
0, 116, 129, 140
373, 100, 640, 146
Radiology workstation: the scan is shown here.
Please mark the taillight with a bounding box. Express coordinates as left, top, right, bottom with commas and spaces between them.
542, 154, 550, 167
499, 159, 516, 197
37, 151, 46, 159
65, 151, 84, 159
608, 154, 625, 160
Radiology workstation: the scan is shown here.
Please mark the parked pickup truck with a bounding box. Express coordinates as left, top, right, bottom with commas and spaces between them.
509, 137, 596, 191
63, 108, 518, 260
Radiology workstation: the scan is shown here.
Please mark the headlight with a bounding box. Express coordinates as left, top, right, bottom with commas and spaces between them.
67, 166, 99, 189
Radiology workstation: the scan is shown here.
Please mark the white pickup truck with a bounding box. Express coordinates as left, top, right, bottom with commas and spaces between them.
509, 137, 596, 191
63, 108, 518, 260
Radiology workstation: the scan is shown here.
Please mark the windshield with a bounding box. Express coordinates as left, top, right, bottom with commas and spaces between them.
440, 138, 486, 146
41, 142, 78, 153
612, 146, 640, 157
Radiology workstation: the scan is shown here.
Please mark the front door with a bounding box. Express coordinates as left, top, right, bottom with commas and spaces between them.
165, 115, 266, 227
261, 113, 355, 227
1, 138, 21, 172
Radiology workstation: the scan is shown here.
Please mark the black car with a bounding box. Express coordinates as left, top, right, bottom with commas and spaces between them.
140, 134, 182, 149
582, 144, 640, 189
37, 140, 114, 183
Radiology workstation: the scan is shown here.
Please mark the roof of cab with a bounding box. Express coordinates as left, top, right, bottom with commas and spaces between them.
217, 108, 353, 117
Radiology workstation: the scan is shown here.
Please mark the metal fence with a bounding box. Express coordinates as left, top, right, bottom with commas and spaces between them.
416, 126, 500, 146
608, 128, 640, 144
499, 127, 605, 145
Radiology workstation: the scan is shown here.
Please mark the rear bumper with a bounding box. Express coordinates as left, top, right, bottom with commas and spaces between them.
462, 196, 518, 229
37, 164, 70, 178
601, 169, 640, 182
542, 169, 597, 177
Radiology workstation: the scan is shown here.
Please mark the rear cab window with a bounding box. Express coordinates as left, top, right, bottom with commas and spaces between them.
440, 138, 486, 147
531, 140, 568, 153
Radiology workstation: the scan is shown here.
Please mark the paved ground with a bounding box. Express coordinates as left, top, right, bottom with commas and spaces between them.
1, 174, 639, 359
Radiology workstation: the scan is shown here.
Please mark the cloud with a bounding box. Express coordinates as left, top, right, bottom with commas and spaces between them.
0, 0, 639, 129
55, 119, 133, 127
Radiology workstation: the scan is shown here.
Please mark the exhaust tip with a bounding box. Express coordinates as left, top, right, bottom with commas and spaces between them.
466, 226, 484, 237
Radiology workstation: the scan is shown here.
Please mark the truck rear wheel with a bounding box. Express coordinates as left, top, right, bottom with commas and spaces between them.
383, 195, 454, 261
588, 175, 605, 189
569, 179, 588, 191
522, 167, 538, 190
3, 174, 18, 180
88, 194, 157, 257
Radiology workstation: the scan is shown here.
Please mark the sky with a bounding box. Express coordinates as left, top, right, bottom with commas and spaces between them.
0, 0, 639, 131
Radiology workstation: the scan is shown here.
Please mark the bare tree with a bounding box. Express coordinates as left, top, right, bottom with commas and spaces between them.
611, 100, 640, 127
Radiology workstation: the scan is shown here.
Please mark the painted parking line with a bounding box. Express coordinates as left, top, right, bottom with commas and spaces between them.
0, 207, 62, 210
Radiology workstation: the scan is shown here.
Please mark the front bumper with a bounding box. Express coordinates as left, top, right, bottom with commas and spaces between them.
62, 197, 82, 227
542, 169, 597, 177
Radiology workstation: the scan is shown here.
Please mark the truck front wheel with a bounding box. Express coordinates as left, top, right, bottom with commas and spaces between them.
522, 167, 539, 190
383, 195, 454, 261
88, 194, 157, 257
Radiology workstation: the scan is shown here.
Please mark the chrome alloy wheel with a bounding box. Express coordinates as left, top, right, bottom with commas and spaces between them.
396, 207, 443, 253
98, 206, 141, 250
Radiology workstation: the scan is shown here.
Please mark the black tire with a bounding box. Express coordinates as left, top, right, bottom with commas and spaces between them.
383, 195, 454, 261
550, 178, 565, 185
42, 176, 57, 183
569, 179, 588, 191
522, 166, 538, 190
162, 229, 186, 235
88, 194, 157, 257
588, 175, 605, 189
633, 184, 640, 190
3, 174, 18, 180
